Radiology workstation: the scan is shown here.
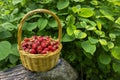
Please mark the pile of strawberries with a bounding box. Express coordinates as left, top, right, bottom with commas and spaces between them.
21, 36, 59, 54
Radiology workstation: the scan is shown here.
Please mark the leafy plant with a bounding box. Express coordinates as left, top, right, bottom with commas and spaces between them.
1, 0, 120, 80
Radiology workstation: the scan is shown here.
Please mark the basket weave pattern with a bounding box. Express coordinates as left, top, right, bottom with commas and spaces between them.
17, 9, 62, 72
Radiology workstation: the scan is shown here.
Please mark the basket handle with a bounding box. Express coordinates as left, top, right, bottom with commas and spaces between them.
18, 9, 62, 50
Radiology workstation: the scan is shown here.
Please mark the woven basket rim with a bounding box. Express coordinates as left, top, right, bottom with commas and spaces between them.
18, 43, 62, 58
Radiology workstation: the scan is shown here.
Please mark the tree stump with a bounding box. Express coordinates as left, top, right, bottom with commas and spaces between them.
0, 59, 78, 80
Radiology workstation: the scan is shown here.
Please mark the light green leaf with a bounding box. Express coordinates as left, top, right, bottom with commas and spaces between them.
67, 25, 76, 35
99, 39, 107, 45
100, 9, 115, 21
62, 34, 75, 42
111, 46, 120, 60
81, 41, 96, 55
107, 42, 114, 49
21, 0, 26, 6
78, 32, 87, 39
109, 33, 116, 39
2, 22, 16, 31
80, 21, 87, 28
74, 30, 87, 39
96, 21, 102, 30
115, 17, 120, 25
48, 19, 57, 28
94, 30, 105, 37
99, 54, 111, 65
90, 0, 98, 5
88, 37, 98, 44
113, 63, 120, 72
57, 0, 69, 10
72, 5, 81, 13
66, 15, 76, 26
12, 0, 22, 5
74, 30, 80, 38
85, 25, 96, 31
37, 18, 48, 31
0, 41, 11, 61
78, 8, 94, 18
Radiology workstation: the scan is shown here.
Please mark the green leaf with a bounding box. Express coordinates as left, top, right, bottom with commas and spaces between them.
100, 9, 115, 21
81, 41, 96, 55
115, 17, 120, 25
88, 37, 98, 44
77, 31, 87, 39
107, 42, 114, 49
57, 0, 69, 10
79, 21, 87, 28
85, 25, 96, 31
37, 18, 48, 31
48, 19, 57, 28
67, 25, 76, 35
66, 15, 76, 26
62, 34, 75, 42
11, 44, 19, 56
99, 54, 111, 65
72, 5, 81, 13
94, 30, 105, 37
111, 46, 120, 60
24, 22, 37, 31
9, 55, 19, 64
0, 41, 11, 61
2, 22, 16, 31
96, 21, 102, 30
0, 31, 12, 39
78, 8, 94, 18
12, 0, 22, 5
109, 33, 116, 39
21, 0, 26, 6
99, 39, 107, 45
113, 63, 120, 73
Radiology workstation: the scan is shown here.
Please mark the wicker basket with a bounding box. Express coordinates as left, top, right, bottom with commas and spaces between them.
17, 9, 62, 72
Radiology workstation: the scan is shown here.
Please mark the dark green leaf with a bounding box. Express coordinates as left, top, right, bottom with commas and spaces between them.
9, 55, 19, 64
12, 0, 22, 5
62, 34, 75, 42
113, 63, 120, 73
0, 31, 12, 39
0, 41, 11, 61
57, 0, 69, 10
2, 22, 16, 31
88, 37, 98, 44
99, 54, 111, 65
81, 41, 96, 55
37, 18, 48, 31
48, 19, 57, 28
11, 44, 19, 56
24, 22, 37, 31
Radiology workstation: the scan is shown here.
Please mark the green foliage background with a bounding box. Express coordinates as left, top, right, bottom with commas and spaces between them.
1, 0, 120, 80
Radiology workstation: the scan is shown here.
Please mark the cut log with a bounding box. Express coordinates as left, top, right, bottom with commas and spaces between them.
0, 59, 78, 80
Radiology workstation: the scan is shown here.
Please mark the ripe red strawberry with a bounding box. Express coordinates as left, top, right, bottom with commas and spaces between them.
29, 49, 36, 54
21, 35, 60, 54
